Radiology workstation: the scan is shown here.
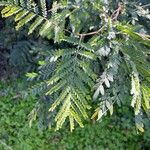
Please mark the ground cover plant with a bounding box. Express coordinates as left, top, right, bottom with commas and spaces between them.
0, 80, 150, 150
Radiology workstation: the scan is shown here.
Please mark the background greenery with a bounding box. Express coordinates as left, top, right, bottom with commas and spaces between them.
0, 80, 150, 150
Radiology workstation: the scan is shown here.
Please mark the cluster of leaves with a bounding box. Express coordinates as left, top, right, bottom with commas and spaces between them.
0, 80, 150, 150
0, 0, 150, 132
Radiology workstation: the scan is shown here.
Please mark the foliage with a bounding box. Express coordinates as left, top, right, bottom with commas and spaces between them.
0, 80, 150, 150
0, 18, 52, 74
0, 0, 150, 132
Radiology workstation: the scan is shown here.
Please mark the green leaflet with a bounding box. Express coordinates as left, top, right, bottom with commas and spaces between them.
142, 84, 150, 110
93, 50, 121, 100
131, 74, 141, 115
1, 5, 12, 14
20, 0, 26, 7
26, 0, 32, 9
69, 114, 74, 132
106, 100, 113, 115
39, 20, 52, 36
49, 88, 69, 112
15, 10, 29, 21
46, 80, 66, 95
78, 51, 96, 60
2, 6, 22, 17
40, 0, 47, 18
71, 92, 88, 119
117, 24, 150, 47
70, 108, 84, 128
78, 61, 97, 81
16, 13, 36, 30
75, 66, 94, 87
55, 94, 71, 130
72, 88, 91, 109
0, 1, 9, 6
62, 36, 94, 52
28, 17, 44, 34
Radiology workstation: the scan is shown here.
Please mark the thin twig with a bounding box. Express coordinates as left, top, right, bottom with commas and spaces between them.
111, 2, 123, 21
76, 26, 106, 36
141, 3, 150, 8
63, 3, 123, 37
64, 25, 106, 37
